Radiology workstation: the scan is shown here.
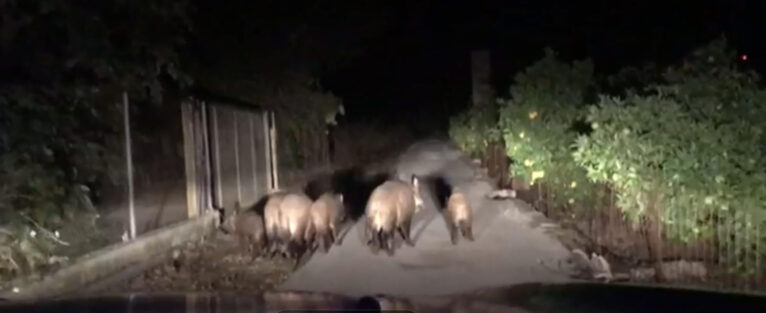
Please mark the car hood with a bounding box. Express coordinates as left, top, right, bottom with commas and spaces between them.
1, 282, 765, 313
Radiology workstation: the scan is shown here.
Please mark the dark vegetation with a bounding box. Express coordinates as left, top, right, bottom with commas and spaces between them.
0, 0, 193, 281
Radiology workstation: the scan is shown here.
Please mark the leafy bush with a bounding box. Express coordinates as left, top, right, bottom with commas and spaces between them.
498, 49, 602, 208
573, 40, 766, 272
448, 39, 766, 278
448, 103, 500, 158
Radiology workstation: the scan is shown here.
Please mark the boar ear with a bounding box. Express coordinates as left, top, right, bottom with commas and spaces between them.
337, 193, 344, 203
411, 174, 419, 187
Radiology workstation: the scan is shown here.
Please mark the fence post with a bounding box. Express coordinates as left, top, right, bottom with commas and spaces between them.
181, 99, 199, 219
122, 92, 136, 239
249, 114, 259, 198
201, 102, 213, 211
269, 111, 279, 190
233, 113, 242, 205
262, 112, 273, 192
211, 106, 223, 209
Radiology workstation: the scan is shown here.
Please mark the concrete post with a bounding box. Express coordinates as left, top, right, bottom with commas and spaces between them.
181, 100, 199, 219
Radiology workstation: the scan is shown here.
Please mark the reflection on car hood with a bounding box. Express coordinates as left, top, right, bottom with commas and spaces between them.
1, 282, 766, 313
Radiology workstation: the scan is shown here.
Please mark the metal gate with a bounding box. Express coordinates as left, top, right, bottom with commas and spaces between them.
182, 98, 277, 217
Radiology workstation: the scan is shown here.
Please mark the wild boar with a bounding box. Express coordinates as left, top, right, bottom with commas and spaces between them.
445, 187, 474, 244
278, 192, 314, 259
263, 191, 288, 256
364, 175, 423, 254
221, 202, 267, 256
309, 192, 345, 252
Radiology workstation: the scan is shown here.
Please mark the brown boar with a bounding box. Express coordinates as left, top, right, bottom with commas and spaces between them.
263, 191, 288, 256
221, 202, 267, 257
364, 175, 423, 254
278, 192, 314, 259
309, 192, 345, 253
445, 188, 474, 244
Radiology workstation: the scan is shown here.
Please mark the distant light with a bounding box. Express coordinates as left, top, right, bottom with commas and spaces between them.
741, 54, 748, 61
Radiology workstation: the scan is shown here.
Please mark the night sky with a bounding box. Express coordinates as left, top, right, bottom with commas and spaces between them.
321, 0, 765, 131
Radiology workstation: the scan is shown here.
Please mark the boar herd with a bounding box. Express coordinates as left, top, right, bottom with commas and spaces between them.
220, 173, 475, 263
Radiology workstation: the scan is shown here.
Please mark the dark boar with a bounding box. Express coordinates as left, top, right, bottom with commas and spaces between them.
221, 202, 267, 257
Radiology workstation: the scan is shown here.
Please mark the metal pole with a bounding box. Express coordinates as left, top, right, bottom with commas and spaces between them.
212, 106, 223, 208
201, 102, 213, 211
233, 113, 242, 205
262, 112, 273, 191
181, 100, 199, 219
123, 92, 136, 239
269, 111, 279, 190
249, 114, 259, 198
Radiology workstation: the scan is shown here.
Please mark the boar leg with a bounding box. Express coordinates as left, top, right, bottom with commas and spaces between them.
292, 246, 305, 268
321, 234, 332, 253
290, 235, 306, 259
383, 231, 396, 256
271, 238, 286, 258
449, 222, 459, 245
305, 221, 315, 246
376, 229, 387, 251
267, 238, 282, 258
459, 220, 475, 241
286, 241, 298, 259
364, 219, 375, 246
366, 228, 381, 255
398, 217, 415, 247
317, 234, 327, 253
329, 224, 338, 244
255, 233, 267, 256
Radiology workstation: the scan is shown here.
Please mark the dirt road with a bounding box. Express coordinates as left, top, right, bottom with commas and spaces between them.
280, 140, 575, 297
